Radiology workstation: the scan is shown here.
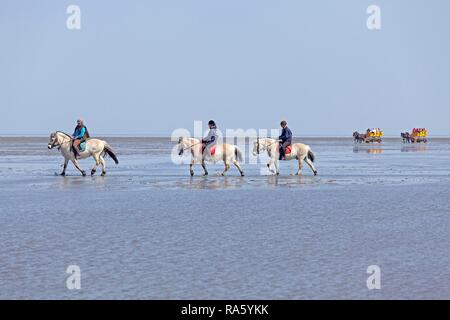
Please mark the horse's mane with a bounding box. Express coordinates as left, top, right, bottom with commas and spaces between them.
183, 137, 200, 143
55, 131, 72, 139
259, 137, 276, 142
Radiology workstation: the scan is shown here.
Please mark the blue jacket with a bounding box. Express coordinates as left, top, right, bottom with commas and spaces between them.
279, 127, 292, 143
73, 126, 86, 140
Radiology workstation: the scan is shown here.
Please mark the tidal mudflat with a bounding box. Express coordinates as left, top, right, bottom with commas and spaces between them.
0, 137, 449, 299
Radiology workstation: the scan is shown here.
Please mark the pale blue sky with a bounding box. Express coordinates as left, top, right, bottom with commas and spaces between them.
1, 0, 449, 135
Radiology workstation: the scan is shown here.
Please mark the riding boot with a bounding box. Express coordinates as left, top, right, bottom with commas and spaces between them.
279, 147, 285, 161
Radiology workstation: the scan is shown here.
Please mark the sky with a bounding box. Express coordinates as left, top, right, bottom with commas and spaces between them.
1, 0, 449, 136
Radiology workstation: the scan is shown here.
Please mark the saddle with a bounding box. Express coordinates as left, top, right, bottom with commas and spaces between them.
278, 144, 292, 155
202, 144, 217, 156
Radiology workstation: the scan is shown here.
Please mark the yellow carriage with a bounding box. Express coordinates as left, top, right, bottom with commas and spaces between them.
366, 128, 384, 143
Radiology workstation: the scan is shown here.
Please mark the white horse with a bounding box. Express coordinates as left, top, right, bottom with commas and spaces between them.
253, 138, 317, 176
48, 131, 119, 176
177, 137, 245, 176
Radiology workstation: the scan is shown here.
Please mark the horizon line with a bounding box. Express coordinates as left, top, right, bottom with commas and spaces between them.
1, 134, 449, 139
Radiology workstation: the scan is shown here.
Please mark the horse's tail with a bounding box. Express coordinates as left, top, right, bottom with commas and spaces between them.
235, 146, 243, 162
104, 143, 119, 164
307, 148, 315, 162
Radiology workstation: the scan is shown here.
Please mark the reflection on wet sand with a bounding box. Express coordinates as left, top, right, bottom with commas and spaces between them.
186, 176, 246, 189
265, 175, 318, 187
353, 143, 430, 154
266, 175, 279, 186
141, 174, 320, 190
49, 174, 108, 189
353, 146, 384, 154
401, 144, 429, 153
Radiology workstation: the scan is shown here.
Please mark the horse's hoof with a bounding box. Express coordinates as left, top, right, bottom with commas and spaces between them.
190, 171, 194, 176
314, 171, 318, 176
276, 172, 280, 176
241, 173, 245, 177
91, 170, 96, 176
101, 172, 106, 177
267, 164, 270, 168
82, 171, 86, 177
60, 172, 66, 176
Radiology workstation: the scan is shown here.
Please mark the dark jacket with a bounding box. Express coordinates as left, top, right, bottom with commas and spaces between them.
279, 127, 292, 143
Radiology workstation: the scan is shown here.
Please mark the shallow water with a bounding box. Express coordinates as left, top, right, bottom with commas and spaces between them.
0, 137, 449, 299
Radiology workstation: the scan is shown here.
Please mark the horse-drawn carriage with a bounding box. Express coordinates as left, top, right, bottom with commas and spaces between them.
401, 128, 428, 143
353, 128, 384, 143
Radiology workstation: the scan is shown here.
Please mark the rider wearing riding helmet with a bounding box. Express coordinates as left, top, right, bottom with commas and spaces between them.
72, 118, 90, 158
202, 120, 219, 160
278, 120, 292, 160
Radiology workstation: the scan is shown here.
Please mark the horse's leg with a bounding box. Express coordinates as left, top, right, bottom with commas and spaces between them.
201, 160, 208, 176
100, 155, 107, 176
295, 157, 303, 175
221, 161, 230, 176
266, 161, 273, 173
304, 157, 318, 175
190, 160, 195, 176
266, 157, 276, 173
71, 159, 86, 176
91, 153, 100, 176
232, 159, 244, 176
274, 159, 280, 175
61, 159, 68, 176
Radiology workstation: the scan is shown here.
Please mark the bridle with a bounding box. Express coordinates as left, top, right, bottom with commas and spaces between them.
255, 137, 278, 155
49, 132, 72, 150
178, 138, 202, 155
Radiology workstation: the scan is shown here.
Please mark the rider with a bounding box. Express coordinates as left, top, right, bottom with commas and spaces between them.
278, 120, 292, 160
72, 118, 90, 158
202, 120, 219, 160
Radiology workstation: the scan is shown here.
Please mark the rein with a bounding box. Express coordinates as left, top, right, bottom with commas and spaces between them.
182, 141, 202, 152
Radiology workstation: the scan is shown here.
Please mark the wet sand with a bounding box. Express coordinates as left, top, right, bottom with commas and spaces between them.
0, 137, 449, 299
